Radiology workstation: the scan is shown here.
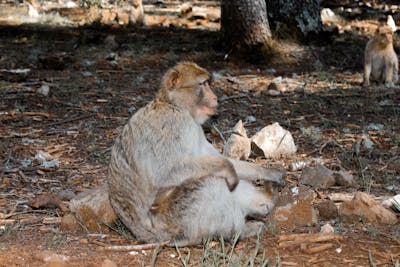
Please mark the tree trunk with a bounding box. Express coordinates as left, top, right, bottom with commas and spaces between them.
221, 0, 272, 55
266, 0, 322, 38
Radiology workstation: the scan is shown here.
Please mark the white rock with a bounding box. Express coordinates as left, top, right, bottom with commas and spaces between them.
35, 150, 52, 163
223, 134, 251, 160
41, 159, 60, 168
362, 138, 374, 150
267, 89, 281, 96
37, 84, 50, 96
251, 122, 297, 158
321, 8, 336, 23
231, 120, 247, 137
244, 115, 256, 124
28, 3, 39, 18
382, 194, 400, 212
65, 1, 77, 8
320, 223, 335, 234
223, 121, 251, 160
387, 15, 397, 32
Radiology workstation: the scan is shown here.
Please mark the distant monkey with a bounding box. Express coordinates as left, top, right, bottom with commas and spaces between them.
108, 62, 284, 245
364, 17, 399, 87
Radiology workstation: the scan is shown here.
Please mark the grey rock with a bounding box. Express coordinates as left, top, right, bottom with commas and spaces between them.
301, 164, 336, 189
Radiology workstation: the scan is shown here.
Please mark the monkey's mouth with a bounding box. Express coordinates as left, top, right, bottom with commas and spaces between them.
202, 105, 217, 116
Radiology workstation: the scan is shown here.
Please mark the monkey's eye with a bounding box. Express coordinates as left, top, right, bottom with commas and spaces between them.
199, 81, 208, 86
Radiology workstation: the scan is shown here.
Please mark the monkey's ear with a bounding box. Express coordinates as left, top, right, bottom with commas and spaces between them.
166, 69, 180, 89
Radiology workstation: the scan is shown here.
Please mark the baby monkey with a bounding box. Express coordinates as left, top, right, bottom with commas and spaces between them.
150, 179, 278, 246
364, 18, 399, 87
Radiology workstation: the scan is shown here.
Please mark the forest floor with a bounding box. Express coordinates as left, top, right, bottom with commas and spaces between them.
0, 0, 399, 266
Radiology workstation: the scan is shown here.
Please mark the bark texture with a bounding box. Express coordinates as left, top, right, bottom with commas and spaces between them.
221, 0, 271, 54
266, 0, 322, 37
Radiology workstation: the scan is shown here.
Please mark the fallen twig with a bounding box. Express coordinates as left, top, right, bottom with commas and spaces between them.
279, 233, 342, 242
103, 241, 169, 252
303, 243, 334, 254
46, 114, 93, 127
22, 112, 51, 118
278, 233, 342, 252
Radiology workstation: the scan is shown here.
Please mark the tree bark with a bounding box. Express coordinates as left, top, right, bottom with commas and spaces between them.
221, 0, 272, 55
266, 0, 322, 38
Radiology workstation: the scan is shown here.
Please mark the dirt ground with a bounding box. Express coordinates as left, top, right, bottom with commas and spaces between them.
0, 0, 399, 266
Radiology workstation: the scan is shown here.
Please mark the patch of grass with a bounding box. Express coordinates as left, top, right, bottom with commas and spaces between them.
172, 233, 275, 267
364, 227, 380, 238
151, 244, 162, 267
106, 218, 135, 240
299, 126, 323, 144
0, 224, 15, 238
47, 232, 67, 248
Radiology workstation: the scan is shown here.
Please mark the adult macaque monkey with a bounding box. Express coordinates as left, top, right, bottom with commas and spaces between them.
363, 16, 399, 87
108, 62, 284, 245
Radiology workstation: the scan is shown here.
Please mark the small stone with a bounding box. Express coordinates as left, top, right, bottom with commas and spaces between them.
271, 187, 318, 231
35, 150, 52, 163
320, 223, 334, 234
289, 161, 307, 171
244, 115, 256, 124
251, 122, 297, 159
362, 138, 374, 150
366, 123, 384, 131
315, 200, 338, 220
231, 120, 247, 137
223, 134, 251, 160
301, 164, 336, 189
37, 84, 50, 96
333, 170, 355, 187
339, 192, 398, 225
267, 89, 281, 96
321, 8, 337, 23
382, 194, 400, 212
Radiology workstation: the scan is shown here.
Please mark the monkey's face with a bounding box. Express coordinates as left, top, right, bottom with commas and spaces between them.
376, 26, 394, 47
192, 79, 218, 123
160, 62, 218, 124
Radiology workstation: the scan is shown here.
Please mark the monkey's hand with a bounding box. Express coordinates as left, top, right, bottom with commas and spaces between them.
224, 174, 239, 192
216, 161, 239, 192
